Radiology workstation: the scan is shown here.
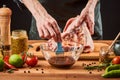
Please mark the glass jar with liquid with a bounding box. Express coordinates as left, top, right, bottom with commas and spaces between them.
11, 30, 28, 54
99, 46, 114, 64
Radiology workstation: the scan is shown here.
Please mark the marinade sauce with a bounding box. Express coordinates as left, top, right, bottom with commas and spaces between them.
48, 56, 75, 68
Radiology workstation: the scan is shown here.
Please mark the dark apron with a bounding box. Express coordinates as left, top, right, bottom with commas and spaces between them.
29, 0, 102, 40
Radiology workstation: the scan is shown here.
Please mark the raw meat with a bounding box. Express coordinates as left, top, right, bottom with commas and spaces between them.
47, 22, 94, 53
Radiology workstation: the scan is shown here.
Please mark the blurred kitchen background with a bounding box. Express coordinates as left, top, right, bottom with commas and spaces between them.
0, 0, 120, 40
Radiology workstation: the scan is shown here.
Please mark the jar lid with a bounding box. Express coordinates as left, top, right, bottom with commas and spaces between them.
12, 30, 27, 37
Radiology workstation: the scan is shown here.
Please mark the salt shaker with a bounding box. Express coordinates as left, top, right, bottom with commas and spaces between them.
0, 5, 12, 56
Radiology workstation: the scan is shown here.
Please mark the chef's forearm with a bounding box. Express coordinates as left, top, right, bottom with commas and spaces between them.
22, 0, 47, 20
86, 0, 98, 9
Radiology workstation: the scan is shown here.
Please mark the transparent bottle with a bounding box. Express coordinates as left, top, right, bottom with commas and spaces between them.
99, 46, 114, 64
11, 30, 28, 54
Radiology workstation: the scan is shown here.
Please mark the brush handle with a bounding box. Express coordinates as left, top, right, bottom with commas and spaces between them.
108, 32, 120, 51
56, 42, 64, 54
57, 42, 62, 49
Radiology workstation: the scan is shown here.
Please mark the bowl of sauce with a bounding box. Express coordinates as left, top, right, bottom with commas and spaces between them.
40, 43, 83, 68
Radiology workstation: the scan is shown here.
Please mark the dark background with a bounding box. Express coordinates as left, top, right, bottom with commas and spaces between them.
0, 0, 120, 40
101, 0, 120, 40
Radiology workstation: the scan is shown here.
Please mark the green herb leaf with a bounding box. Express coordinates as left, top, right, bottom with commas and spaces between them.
84, 63, 110, 71
7, 69, 14, 73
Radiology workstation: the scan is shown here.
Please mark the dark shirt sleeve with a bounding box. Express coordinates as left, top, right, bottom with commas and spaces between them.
13, 0, 22, 4
13, 0, 26, 10
13, 0, 23, 9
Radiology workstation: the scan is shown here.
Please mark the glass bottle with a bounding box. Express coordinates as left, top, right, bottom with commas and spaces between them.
99, 46, 114, 64
11, 30, 28, 54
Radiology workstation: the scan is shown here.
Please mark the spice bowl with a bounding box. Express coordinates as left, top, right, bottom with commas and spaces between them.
40, 43, 83, 68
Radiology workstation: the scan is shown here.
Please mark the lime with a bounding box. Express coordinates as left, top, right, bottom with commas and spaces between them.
0, 58, 4, 71
9, 54, 23, 68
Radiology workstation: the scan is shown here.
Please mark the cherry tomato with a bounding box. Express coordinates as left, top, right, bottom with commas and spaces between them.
112, 56, 120, 64
26, 56, 38, 67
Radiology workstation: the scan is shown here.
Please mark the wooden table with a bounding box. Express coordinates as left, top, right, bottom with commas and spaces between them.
0, 40, 119, 80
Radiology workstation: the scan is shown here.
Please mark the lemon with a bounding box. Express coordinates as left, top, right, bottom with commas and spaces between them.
9, 54, 23, 68
0, 58, 4, 71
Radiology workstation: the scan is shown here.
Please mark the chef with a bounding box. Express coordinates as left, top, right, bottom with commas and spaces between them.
13, 0, 102, 41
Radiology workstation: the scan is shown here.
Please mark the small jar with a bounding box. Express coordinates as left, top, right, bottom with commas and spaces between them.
11, 30, 28, 54
99, 46, 112, 64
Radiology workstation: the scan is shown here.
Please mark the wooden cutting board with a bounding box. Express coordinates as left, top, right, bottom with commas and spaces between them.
28, 42, 111, 60
0, 60, 105, 80
1, 40, 119, 80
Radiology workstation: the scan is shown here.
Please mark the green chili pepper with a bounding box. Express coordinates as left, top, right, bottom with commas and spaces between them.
102, 64, 120, 78
102, 70, 120, 78
105, 64, 120, 73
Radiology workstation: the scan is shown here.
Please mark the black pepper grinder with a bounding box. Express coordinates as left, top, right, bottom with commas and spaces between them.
0, 5, 12, 56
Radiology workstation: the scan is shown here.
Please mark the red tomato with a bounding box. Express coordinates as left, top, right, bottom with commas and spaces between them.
112, 56, 120, 64
26, 56, 38, 67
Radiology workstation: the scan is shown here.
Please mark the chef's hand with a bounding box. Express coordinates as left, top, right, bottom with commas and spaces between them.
62, 8, 95, 39
81, 7, 95, 35
36, 13, 62, 42
62, 0, 98, 38
21, 0, 61, 42
62, 15, 80, 39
